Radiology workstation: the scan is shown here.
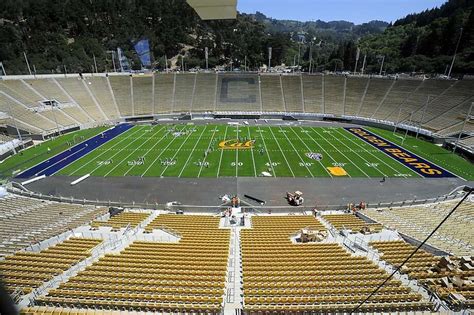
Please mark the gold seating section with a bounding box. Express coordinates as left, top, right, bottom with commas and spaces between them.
35, 214, 229, 313
0, 238, 102, 295
323, 213, 383, 232
242, 215, 432, 313
90, 212, 150, 229
371, 240, 474, 309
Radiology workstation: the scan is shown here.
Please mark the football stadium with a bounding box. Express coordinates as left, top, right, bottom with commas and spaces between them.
0, 0, 473, 314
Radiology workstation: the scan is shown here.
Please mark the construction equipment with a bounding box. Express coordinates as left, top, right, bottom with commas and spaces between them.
286, 191, 304, 206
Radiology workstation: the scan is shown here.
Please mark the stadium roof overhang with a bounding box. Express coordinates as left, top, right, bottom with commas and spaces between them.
186, 0, 237, 20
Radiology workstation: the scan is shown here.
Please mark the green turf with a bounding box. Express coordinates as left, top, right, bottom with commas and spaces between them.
55, 124, 435, 178
367, 127, 474, 180
0, 126, 108, 178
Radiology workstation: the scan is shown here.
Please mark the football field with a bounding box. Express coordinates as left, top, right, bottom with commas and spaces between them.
48, 123, 462, 179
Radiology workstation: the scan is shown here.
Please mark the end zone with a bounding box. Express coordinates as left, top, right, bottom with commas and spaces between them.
344, 127, 458, 179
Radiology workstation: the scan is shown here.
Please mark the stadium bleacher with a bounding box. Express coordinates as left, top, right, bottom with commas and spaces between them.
322, 213, 383, 233
371, 240, 474, 309
362, 199, 474, 256
0, 74, 473, 136
90, 211, 150, 230
241, 215, 432, 313
0, 237, 102, 295
0, 195, 106, 257
30, 214, 229, 313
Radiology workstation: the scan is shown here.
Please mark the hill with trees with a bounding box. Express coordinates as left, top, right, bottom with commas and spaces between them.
0, 0, 472, 76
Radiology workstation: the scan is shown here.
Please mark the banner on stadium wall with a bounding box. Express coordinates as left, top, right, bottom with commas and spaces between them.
344, 127, 458, 178
117, 47, 131, 72
133, 39, 152, 67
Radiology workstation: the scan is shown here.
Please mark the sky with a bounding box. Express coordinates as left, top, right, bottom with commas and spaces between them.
237, 0, 448, 24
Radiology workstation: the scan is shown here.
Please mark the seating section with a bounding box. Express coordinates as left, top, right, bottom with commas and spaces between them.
361, 199, 474, 256
20, 306, 124, 314
0, 75, 473, 135
344, 76, 369, 116
260, 75, 285, 112
34, 214, 229, 313
132, 76, 153, 116
371, 240, 440, 278
173, 73, 195, 112
108, 76, 133, 117
56, 78, 105, 122
0, 237, 102, 294
241, 215, 432, 313
192, 73, 217, 112
153, 73, 174, 113
90, 211, 150, 230
323, 75, 344, 115
322, 214, 383, 233
281, 75, 303, 112
216, 74, 260, 112
0, 195, 106, 257
371, 240, 474, 309
301, 75, 323, 113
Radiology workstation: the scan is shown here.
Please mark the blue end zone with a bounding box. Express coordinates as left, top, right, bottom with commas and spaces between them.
16, 124, 134, 178
344, 127, 457, 178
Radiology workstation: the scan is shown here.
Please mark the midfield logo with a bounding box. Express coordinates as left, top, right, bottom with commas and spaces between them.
219, 139, 255, 149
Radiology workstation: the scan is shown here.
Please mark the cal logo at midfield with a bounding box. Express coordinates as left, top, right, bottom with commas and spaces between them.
344, 128, 457, 178
219, 139, 255, 150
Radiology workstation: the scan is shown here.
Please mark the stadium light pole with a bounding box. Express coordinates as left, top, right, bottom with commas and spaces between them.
23, 52, 32, 76
379, 55, 385, 76
268, 47, 272, 71
453, 102, 473, 154
93, 54, 98, 74
0, 62, 6, 76
361, 53, 367, 75
447, 27, 463, 79
353, 47, 360, 75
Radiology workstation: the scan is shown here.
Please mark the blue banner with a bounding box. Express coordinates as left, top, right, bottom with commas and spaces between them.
133, 39, 151, 67
344, 127, 458, 178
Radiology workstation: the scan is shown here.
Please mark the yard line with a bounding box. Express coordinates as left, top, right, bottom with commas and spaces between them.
321, 127, 387, 177
102, 126, 166, 176
310, 127, 371, 178
247, 126, 257, 177
267, 126, 295, 177
257, 126, 277, 177
197, 126, 219, 178
141, 126, 188, 177
159, 128, 196, 177
235, 125, 239, 177
67, 126, 145, 175
336, 128, 421, 178
123, 125, 170, 176
289, 127, 333, 178
178, 126, 208, 177
216, 126, 229, 178
278, 126, 314, 177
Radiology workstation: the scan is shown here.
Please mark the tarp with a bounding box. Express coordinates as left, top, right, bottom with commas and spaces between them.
133, 39, 152, 67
